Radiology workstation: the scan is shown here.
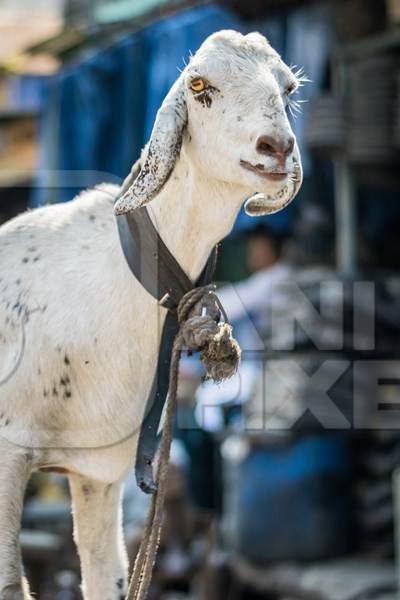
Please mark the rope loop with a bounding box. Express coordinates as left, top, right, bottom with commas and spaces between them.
178, 285, 241, 382
176, 284, 216, 323
125, 285, 240, 600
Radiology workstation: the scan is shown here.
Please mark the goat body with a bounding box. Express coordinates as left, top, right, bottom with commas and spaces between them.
0, 29, 303, 600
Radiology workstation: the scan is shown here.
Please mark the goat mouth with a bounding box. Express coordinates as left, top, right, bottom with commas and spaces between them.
240, 160, 288, 182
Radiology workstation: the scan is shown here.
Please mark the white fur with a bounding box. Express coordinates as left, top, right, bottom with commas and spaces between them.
0, 30, 302, 599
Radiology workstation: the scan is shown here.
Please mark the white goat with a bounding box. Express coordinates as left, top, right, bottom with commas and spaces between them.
0, 30, 302, 600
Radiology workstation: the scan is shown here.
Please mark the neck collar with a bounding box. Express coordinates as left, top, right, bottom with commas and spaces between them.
117, 206, 217, 310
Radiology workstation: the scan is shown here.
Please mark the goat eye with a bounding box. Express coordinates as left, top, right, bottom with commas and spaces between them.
286, 84, 296, 96
190, 78, 206, 93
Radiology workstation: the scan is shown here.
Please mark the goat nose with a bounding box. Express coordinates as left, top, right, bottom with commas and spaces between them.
256, 135, 295, 158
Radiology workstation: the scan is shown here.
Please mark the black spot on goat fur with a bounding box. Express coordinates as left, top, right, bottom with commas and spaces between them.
116, 579, 124, 590
193, 85, 219, 109
22, 257, 29, 264
82, 483, 94, 497
64, 354, 70, 366
25, 449, 34, 463
33, 256, 40, 262
60, 375, 70, 386
12, 302, 23, 317
89, 215, 96, 222
64, 390, 72, 399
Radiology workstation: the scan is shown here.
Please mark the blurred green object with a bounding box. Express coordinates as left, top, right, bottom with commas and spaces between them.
94, 0, 189, 23
215, 236, 249, 283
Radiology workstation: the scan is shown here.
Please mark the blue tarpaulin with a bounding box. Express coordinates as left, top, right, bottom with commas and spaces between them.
34, 5, 240, 206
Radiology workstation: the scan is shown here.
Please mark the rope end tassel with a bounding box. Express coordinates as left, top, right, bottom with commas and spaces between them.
201, 322, 241, 382
180, 286, 241, 382
126, 285, 240, 600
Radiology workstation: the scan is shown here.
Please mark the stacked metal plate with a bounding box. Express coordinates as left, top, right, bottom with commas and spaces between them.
395, 73, 400, 148
334, 0, 387, 43
305, 93, 346, 155
348, 54, 399, 165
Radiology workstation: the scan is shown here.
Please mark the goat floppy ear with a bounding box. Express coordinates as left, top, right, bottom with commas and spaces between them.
115, 77, 187, 215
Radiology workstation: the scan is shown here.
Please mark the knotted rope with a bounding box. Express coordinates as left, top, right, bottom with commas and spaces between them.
125, 284, 240, 600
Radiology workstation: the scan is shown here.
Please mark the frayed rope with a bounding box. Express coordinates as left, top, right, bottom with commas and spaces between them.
125, 284, 240, 600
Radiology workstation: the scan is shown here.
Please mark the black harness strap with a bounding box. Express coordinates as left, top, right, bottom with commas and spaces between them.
117, 208, 217, 493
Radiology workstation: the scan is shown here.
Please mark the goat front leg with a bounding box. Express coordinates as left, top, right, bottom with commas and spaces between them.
69, 475, 129, 600
0, 438, 33, 600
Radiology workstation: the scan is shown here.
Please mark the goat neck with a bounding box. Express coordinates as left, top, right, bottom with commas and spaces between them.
147, 150, 246, 282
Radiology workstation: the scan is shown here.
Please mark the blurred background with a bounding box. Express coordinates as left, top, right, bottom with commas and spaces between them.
1, 0, 400, 598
